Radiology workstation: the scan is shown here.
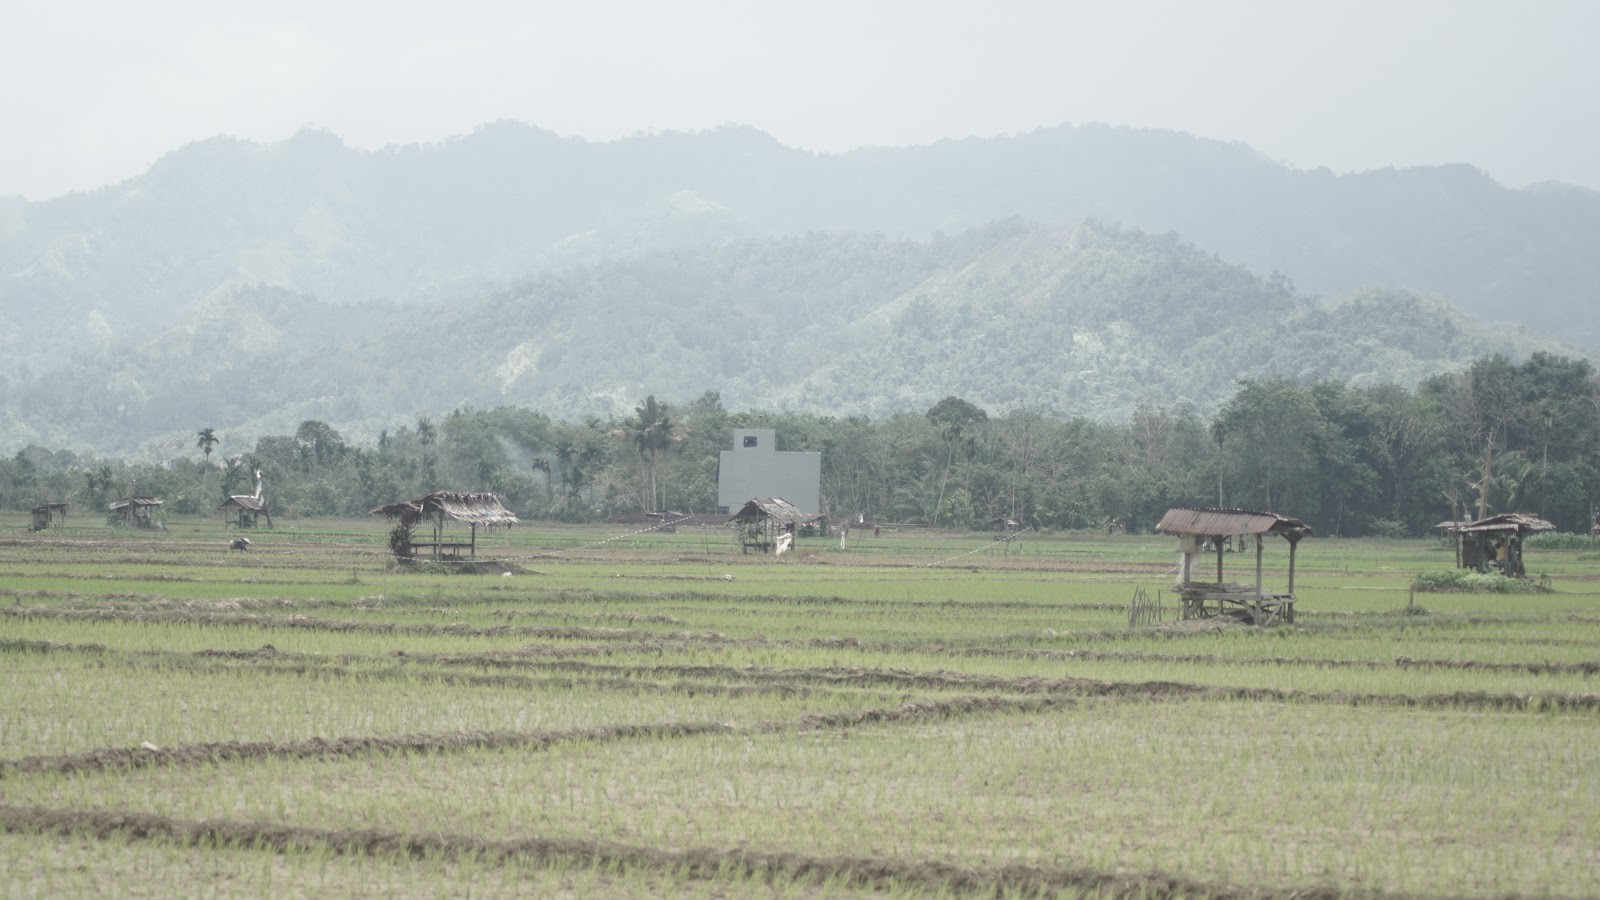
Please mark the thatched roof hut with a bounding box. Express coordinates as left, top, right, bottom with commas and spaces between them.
370, 491, 519, 559
1436, 512, 1555, 576
728, 497, 824, 554
31, 502, 67, 531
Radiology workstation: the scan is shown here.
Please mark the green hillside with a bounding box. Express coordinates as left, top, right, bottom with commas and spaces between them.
0, 221, 1578, 456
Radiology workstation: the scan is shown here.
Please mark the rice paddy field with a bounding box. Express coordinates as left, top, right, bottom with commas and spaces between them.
2, 515, 1598, 898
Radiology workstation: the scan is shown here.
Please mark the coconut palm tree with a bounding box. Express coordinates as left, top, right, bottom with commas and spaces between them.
196, 427, 219, 463
621, 396, 680, 512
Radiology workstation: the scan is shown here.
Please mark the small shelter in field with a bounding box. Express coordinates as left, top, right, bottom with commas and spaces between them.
1435, 513, 1554, 577
991, 515, 1023, 533
1154, 506, 1312, 625
217, 469, 272, 528
108, 497, 163, 530
369, 491, 518, 560
31, 502, 67, 531
728, 497, 824, 555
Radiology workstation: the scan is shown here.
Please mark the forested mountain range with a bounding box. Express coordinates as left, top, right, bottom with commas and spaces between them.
0, 219, 1578, 457
1, 121, 1596, 456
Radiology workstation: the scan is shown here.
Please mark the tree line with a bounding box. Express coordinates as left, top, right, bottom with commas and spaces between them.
2, 353, 1596, 536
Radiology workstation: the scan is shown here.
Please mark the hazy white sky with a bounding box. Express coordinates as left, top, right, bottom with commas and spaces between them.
4, 0, 1596, 200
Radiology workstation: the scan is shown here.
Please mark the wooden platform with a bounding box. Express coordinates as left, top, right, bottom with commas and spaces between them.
1177, 582, 1296, 625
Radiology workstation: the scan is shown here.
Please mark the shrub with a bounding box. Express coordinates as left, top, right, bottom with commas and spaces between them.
1412, 570, 1546, 594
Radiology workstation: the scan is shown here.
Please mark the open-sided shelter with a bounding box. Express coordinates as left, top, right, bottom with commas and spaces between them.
1435, 513, 1554, 577
108, 497, 163, 529
728, 497, 824, 555
369, 491, 519, 559
218, 469, 272, 528
1154, 506, 1312, 625
218, 495, 272, 528
30, 502, 67, 531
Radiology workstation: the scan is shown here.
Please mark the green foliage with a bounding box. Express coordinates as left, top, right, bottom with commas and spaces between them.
1412, 570, 1547, 594
1526, 532, 1596, 551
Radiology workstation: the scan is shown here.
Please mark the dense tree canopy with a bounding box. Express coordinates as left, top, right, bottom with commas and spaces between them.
4, 354, 1596, 535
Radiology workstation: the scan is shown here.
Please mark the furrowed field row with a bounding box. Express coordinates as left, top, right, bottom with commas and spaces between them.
0, 831, 892, 900
2, 653, 913, 758
0, 696, 1052, 779
9, 602, 1600, 664
9, 644, 1596, 763
0, 803, 1239, 900
0, 606, 728, 642
14, 598, 1600, 641
7, 623, 1600, 696
12, 700, 1596, 897
207, 654, 1600, 713
14, 633, 1599, 676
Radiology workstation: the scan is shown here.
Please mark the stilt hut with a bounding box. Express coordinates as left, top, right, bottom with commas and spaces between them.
1436, 513, 1554, 577
31, 502, 67, 531
218, 494, 272, 528
1155, 507, 1312, 625
108, 497, 163, 529
218, 469, 272, 528
728, 497, 822, 555
369, 491, 519, 560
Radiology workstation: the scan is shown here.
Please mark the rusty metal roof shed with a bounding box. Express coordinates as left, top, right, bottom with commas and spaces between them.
108, 497, 163, 512
218, 495, 267, 512
1155, 507, 1312, 538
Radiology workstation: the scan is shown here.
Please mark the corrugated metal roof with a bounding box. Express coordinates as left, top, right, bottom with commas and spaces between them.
218, 495, 267, 512
108, 497, 162, 511
1155, 507, 1311, 537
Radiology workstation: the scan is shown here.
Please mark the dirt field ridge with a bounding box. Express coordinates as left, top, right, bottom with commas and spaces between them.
0, 802, 1366, 899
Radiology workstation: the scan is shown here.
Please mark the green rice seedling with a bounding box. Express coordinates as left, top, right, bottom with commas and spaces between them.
11, 699, 1594, 896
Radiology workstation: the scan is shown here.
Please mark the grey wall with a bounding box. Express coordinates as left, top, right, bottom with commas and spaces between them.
717, 428, 821, 513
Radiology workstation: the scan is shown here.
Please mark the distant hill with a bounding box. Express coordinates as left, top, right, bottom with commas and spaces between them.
0, 221, 1579, 456
1, 121, 1596, 385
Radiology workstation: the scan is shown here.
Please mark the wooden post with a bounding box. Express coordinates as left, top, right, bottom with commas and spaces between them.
1286, 535, 1299, 595
1254, 534, 1264, 597
471, 524, 477, 559
1215, 537, 1225, 584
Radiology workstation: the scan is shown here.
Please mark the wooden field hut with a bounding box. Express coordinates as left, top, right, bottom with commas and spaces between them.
1154, 506, 1312, 625
108, 497, 163, 529
218, 468, 272, 528
217, 495, 272, 528
369, 491, 519, 560
728, 497, 823, 555
30, 502, 67, 531
1435, 513, 1555, 577
991, 515, 1023, 533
